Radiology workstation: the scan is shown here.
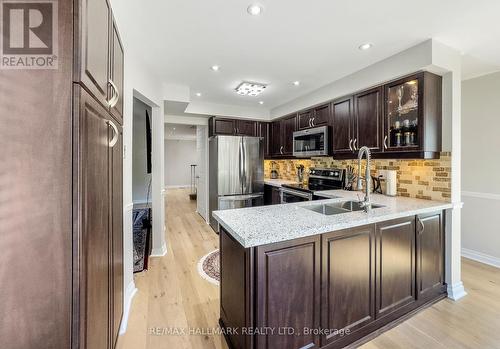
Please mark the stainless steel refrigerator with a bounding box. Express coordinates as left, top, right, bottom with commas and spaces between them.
209, 135, 264, 230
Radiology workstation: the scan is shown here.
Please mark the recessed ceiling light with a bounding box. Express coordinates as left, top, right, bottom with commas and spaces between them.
173, 127, 176, 130
247, 4, 263, 16
293, 81, 300, 86
235, 81, 267, 96
211, 65, 220, 71
358, 43, 373, 50
259, 101, 264, 105
196, 92, 202, 97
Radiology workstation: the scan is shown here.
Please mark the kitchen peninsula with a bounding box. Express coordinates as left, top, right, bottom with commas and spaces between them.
213, 191, 452, 349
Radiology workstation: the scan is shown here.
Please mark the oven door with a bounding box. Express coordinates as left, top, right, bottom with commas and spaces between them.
293, 126, 329, 157
280, 188, 313, 203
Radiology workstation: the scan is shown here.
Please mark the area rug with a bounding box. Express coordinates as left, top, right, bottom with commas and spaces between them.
197, 249, 220, 285
133, 208, 151, 273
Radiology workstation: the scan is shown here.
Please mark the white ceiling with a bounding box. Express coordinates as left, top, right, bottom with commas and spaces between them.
121, 0, 500, 111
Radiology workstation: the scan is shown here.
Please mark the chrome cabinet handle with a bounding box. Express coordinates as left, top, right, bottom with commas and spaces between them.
384, 135, 388, 149
308, 118, 312, 128
108, 120, 119, 147
417, 217, 425, 235
312, 117, 315, 127
353, 138, 358, 150
108, 79, 119, 108
349, 139, 353, 151
280, 145, 284, 154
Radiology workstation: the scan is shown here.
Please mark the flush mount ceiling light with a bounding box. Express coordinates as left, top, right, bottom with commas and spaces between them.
358, 43, 373, 50
293, 81, 300, 86
211, 65, 220, 71
247, 4, 263, 16
195, 92, 202, 97
235, 81, 267, 96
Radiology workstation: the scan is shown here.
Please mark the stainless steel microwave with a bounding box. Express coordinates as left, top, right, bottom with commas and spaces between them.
293, 126, 329, 157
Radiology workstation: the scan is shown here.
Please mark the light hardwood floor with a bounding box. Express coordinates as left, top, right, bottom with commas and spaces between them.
117, 188, 500, 349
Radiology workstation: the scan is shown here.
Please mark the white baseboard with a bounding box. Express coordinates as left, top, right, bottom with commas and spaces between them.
447, 281, 467, 301
119, 281, 138, 335
165, 185, 191, 189
150, 242, 167, 257
462, 248, 500, 268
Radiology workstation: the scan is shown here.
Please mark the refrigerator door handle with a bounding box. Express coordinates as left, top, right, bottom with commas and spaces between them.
242, 139, 247, 192
239, 138, 244, 192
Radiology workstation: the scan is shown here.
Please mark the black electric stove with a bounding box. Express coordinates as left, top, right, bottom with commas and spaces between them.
280, 168, 345, 203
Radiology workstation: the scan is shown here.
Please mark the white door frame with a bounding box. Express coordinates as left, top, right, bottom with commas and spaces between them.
165, 114, 209, 223
133, 90, 166, 257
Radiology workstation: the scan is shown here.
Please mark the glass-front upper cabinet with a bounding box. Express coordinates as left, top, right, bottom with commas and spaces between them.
385, 75, 422, 150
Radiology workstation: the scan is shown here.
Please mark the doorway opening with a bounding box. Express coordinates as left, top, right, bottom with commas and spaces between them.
164, 123, 209, 222
132, 97, 153, 273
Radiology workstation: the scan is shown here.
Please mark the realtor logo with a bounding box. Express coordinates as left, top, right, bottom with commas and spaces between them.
1, 0, 58, 69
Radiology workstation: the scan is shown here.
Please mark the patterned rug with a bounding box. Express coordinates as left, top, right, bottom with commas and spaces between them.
197, 249, 220, 285
133, 208, 150, 273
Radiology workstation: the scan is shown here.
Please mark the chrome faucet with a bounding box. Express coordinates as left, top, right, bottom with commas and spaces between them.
356, 146, 372, 212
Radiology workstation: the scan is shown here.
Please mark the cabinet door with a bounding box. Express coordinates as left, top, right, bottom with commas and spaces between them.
77, 87, 111, 349
271, 187, 281, 204
236, 120, 257, 136
258, 122, 269, 158
110, 18, 124, 124
213, 118, 236, 135
417, 212, 445, 300
110, 124, 123, 346
375, 217, 416, 318
270, 121, 282, 156
78, 0, 111, 108
256, 236, 321, 349
313, 104, 330, 127
321, 225, 375, 346
331, 97, 354, 154
281, 114, 297, 156
298, 109, 313, 130
354, 87, 382, 152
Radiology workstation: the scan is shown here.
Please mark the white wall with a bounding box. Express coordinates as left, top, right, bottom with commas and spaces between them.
461, 72, 500, 267
164, 140, 197, 187
132, 98, 152, 203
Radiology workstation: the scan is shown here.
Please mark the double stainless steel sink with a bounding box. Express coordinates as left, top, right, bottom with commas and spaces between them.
303, 200, 385, 215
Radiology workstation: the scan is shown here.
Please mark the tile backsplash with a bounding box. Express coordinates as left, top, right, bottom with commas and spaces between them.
264, 152, 451, 202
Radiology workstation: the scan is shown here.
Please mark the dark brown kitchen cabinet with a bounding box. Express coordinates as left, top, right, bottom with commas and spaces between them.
298, 104, 330, 130
210, 118, 235, 135
258, 122, 270, 157
76, 0, 111, 108
416, 211, 445, 300
281, 114, 297, 156
321, 225, 375, 346
219, 211, 446, 349
375, 217, 416, 319
1, 1, 124, 348
209, 117, 257, 137
76, 0, 124, 124
74, 86, 124, 349
264, 184, 281, 205
331, 96, 354, 154
353, 86, 383, 152
75, 87, 112, 349
298, 109, 314, 130
236, 119, 257, 136
382, 72, 442, 159
255, 235, 321, 349
269, 114, 296, 157
110, 18, 124, 123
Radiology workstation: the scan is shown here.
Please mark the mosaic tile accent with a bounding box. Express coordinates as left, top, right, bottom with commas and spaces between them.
264, 152, 452, 202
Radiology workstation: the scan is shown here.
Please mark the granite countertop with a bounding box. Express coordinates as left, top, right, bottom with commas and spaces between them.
212, 190, 453, 248
263, 178, 298, 187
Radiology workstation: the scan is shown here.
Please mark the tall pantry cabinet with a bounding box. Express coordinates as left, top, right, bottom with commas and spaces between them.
0, 0, 124, 348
